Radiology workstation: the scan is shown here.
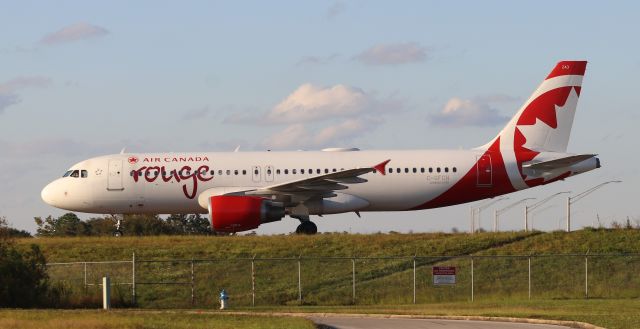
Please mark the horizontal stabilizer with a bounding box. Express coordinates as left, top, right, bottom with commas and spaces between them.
523, 154, 597, 171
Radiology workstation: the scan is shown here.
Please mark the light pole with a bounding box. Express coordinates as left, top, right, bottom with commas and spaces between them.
494, 198, 536, 232
566, 180, 622, 232
528, 205, 556, 231
525, 192, 570, 232
471, 197, 508, 233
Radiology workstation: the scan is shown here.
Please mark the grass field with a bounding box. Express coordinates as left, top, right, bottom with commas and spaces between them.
11, 229, 640, 328
0, 309, 315, 329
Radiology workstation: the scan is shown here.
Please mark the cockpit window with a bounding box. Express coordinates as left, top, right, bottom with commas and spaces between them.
63, 170, 73, 177
70, 170, 80, 178
81, 170, 88, 178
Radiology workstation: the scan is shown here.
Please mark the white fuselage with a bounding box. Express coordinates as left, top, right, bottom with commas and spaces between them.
40, 148, 598, 216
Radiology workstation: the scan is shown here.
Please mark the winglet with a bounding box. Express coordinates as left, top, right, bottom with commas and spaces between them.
373, 159, 391, 176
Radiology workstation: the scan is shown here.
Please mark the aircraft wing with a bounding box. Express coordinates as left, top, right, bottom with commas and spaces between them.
522, 154, 597, 171
243, 159, 390, 200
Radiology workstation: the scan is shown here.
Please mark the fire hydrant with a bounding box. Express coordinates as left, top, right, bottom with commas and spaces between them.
219, 289, 228, 310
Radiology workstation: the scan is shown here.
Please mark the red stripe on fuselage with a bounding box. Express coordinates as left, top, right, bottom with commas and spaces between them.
410, 137, 515, 210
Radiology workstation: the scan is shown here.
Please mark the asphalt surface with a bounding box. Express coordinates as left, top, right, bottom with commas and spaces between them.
308, 316, 572, 329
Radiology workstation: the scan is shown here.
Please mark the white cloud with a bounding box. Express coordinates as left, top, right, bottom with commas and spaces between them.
355, 42, 428, 66
266, 83, 401, 124
0, 76, 52, 114
40, 22, 109, 45
262, 118, 376, 150
428, 96, 513, 127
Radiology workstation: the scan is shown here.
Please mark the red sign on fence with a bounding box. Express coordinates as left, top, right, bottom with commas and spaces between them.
433, 266, 456, 285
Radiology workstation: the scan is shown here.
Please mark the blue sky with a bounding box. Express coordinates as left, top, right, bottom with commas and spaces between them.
1, 1, 638, 234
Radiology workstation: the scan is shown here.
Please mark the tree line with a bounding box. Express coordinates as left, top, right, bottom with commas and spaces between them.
34, 213, 211, 237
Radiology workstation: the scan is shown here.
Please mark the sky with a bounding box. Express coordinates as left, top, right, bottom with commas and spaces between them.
1, 1, 639, 234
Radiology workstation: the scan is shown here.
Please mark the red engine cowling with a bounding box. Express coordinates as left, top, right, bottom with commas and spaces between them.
208, 195, 285, 233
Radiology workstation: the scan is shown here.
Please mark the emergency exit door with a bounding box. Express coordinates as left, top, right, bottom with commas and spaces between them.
476, 154, 493, 186
252, 165, 261, 183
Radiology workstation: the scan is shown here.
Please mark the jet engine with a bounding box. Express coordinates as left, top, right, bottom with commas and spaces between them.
208, 195, 285, 233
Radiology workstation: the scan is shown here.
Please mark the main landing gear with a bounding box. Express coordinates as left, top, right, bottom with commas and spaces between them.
295, 221, 317, 235
292, 215, 317, 235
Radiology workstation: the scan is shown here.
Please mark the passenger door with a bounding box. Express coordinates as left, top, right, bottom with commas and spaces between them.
107, 159, 125, 191
476, 154, 493, 186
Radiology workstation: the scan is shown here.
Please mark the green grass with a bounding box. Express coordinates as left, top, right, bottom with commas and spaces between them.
0, 309, 315, 329
14, 230, 640, 320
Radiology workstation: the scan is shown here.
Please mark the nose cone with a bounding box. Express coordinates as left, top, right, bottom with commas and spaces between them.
41, 181, 57, 206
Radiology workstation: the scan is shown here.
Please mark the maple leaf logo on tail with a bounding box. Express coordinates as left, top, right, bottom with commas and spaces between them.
476, 61, 587, 190
513, 61, 586, 185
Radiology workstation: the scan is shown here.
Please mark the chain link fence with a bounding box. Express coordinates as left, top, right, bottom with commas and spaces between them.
46, 253, 640, 308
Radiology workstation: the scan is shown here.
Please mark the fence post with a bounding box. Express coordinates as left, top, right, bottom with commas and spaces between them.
297, 257, 302, 304
584, 254, 589, 299
131, 252, 136, 306
191, 259, 195, 306
471, 256, 474, 302
528, 256, 531, 300
352, 258, 356, 304
251, 257, 256, 307
412, 256, 416, 304
103, 276, 111, 310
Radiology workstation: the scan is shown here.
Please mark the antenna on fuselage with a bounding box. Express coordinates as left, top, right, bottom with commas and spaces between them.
234, 145, 240, 152
120, 147, 127, 154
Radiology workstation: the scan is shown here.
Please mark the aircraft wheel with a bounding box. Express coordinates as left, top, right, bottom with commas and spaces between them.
113, 230, 123, 237
295, 221, 317, 235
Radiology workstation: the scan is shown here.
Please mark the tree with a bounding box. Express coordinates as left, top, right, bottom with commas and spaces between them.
0, 217, 49, 307
34, 213, 89, 237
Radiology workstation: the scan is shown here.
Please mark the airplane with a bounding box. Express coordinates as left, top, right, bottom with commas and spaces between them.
41, 61, 599, 235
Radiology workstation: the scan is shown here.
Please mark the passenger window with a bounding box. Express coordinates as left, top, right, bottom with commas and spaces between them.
254, 169, 258, 175
81, 170, 88, 178
429, 168, 433, 173
276, 169, 281, 175
325, 169, 329, 174
421, 168, 425, 173
332, 168, 337, 172
267, 169, 272, 175
218, 170, 223, 175
445, 167, 449, 173
234, 170, 238, 175
437, 167, 441, 173
293, 169, 297, 174
70, 170, 79, 178
309, 169, 313, 174
284, 169, 289, 174
453, 167, 457, 173
210, 170, 215, 175
301, 169, 305, 174
388, 168, 393, 174
412, 168, 417, 173
226, 170, 231, 175
243, 170, 247, 175
404, 168, 409, 173
316, 169, 321, 174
